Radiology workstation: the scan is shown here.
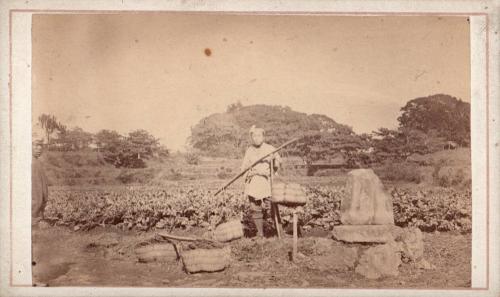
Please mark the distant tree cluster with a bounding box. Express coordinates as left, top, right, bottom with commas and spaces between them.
189, 94, 470, 168
36, 114, 168, 168
189, 103, 369, 166
372, 94, 470, 161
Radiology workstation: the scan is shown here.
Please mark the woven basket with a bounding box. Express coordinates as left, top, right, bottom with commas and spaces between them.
213, 220, 244, 242
272, 182, 307, 206
135, 243, 177, 263
182, 246, 231, 273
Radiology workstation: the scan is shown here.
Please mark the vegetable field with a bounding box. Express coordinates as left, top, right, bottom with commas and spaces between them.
45, 184, 471, 234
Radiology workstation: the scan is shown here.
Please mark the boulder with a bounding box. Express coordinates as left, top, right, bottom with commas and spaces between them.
313, 243, 359, 272
340, 169, 394, 225
332, 225, 403, 243
395, 227, 424, 262
312, 238, 336, 255
355, 242, 402, 279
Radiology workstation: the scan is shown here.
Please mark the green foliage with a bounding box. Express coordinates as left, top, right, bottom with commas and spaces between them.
95, 130, 124, 154
116, 168, 159, 184
38, 114, 66, 145
374, 162, 424, 184
290, 131, 371, 168
96, 129, 164, 168
391, 187, 471, 232
398, 94, 470, 146
432, 161, 469, 188
36, 114, 169, 169
185, 151, 201, 165
189, 104, 365, 166
372, 94, 470, 161
44, 184, 471, 233
54, 127, 94, 151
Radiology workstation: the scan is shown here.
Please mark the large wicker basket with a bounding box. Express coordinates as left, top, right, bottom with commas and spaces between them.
213, 220, 244, 242
135, 243, 177, 263
271, 182, 307, 206
182, 246, 231, 273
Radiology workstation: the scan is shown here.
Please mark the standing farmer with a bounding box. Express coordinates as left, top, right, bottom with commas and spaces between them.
241, 125, 281, 237
32, 139, 49, 223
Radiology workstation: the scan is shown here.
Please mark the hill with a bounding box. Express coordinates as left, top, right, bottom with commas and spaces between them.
189, 104, 355, 158
40, 151, 119, 186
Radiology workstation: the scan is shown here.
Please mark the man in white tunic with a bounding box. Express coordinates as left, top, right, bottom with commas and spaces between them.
241, 126, 281, 237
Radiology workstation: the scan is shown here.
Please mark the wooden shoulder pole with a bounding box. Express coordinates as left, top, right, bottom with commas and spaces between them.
213, 138, 299, 196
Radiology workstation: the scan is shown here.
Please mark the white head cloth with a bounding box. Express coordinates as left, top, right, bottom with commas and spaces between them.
249, 125, 264, 136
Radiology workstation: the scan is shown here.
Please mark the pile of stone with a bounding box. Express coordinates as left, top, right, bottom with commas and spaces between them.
331, 169, 434, 279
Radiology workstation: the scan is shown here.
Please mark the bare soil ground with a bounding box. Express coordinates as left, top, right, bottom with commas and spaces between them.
32, 226, 471, 288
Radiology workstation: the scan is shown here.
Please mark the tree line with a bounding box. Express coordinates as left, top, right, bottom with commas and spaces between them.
36, 93, 470, 170
36, 115, 168, 168
189, 94, 470, 168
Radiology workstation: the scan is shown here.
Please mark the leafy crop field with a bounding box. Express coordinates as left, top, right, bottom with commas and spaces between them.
45, 184, 471, 234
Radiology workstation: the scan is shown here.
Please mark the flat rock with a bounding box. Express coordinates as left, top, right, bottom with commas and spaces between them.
355, 241, 402, 279
340, 169, 395, 225
332, 225, 403, 243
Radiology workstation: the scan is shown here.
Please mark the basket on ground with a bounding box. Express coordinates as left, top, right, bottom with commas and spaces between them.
271, 182, 307, 206
213, 219, 244, 242
182, 246, 231, 273
135, 243, 177, 263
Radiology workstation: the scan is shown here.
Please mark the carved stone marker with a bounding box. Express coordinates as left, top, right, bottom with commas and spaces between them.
330, 169, 429, 280
340, 169, 395, 225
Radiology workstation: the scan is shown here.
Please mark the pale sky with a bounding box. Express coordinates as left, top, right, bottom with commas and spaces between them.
32, 14, 470, 151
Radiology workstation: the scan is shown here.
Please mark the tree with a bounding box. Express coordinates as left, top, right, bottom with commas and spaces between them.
95, 130, 124, 153
94, 129, 166, 168
37, 114, 65, 145
126, 130, 160, 160
189, 104, 356, 159
290, 130, 371, 171
372, 94, 470, 162
56, 127, 93, 151
398, 94, 470, 146
189, 113, 245, 157
116, 130, 160, 168
227, 101, 243, 113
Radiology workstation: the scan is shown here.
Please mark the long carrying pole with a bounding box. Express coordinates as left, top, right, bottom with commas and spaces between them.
213, 138, 300, 196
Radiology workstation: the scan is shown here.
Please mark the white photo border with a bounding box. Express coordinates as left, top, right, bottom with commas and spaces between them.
0, 1, 498, 296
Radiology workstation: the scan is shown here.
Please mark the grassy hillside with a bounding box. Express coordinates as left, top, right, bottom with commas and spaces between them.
373, 148, 471, 188
39, 151, 243, 186
40, 151, 120, 186
40, 147, 471, 189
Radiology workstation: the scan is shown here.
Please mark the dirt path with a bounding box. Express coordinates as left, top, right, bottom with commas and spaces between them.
32, 226, 471, 288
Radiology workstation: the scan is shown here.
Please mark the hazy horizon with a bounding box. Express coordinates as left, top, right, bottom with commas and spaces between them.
32, 14, 470, 151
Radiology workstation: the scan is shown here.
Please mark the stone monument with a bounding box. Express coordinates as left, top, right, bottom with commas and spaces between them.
331, 169, 428, 279
332, 169, 398, 243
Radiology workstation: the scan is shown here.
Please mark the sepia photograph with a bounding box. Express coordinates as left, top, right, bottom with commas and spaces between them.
1, 1, 498, 295
28, 12, 477, 289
